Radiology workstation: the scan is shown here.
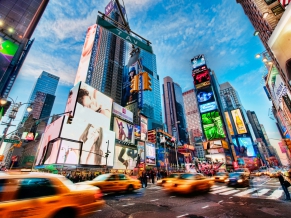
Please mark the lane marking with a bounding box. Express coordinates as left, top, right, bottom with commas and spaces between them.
252, 188, 270, 196
218, 200, 223, 203
210, 187, 233, 194
268, 190, 283, 199
233, 188, 258, 197
211, 186, 228, 191
150, 199, 159, 201
177, 214, 189, 218
170, 196, 176, 198
219, 189, 241, 195
122, 203, 135, 207
202, 205, 209, 209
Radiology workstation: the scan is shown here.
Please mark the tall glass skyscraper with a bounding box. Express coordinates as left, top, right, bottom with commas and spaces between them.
22, 71, 59, 121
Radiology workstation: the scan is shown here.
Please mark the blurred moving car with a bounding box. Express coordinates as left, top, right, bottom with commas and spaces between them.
269, 169, 279, 178
234, 168, 251, 178
0, 172, 104, 218
163, 173, 214, 195
225, 172, 250, 187
213, 172, 229, 183
259, 166, 268, 175
81, 173, 141, 193
156, 173, 182, 187
251, 170, 262, 177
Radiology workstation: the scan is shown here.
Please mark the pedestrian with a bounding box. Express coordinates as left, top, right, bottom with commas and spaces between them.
157, 170, 161, 181
278, 171, 291, 201
142, 171, 148, 188
151, 171, 155, 184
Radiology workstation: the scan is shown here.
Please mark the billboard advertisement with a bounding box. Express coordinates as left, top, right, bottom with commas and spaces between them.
199, 101, 217, 113
201, 111, 226, 140
203, 140, 222, 149
113, 145, 138, 170
122, 61, 139, 106
224, 112, 234, 135
112, 102, 133, 123
0, 39, 19, 79
137, 141, 145, 165
43, 140, 61, 165
113, 117, 134, 144
231, 109, 247, 134
197, 86, 215, 106
146, 142, 156, 165
65, 82, 80, 117
56, 140, 81, 165
140, 115, 148, 141
191, 54, 206, 70
237, 137, 256, 157
36, 116, 64, 165
134, 125, 141, 139
193, 69, 211, 89
74, 24, 99, 85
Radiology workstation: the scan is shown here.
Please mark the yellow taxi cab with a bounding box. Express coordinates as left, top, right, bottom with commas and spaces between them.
0, 172, 104, 218
81, 173, 142, 193
163, 173, 214, 195
212, 172, 229, 183
156, 173, 183, 187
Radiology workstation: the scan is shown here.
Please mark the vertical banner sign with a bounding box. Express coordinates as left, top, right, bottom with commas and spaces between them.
138, 73, 143, 109
140, 115, 148, 141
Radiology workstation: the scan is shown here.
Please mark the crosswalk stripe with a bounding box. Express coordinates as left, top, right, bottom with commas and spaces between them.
219, 189, 241, 195
252, 189, 270, 196
210, 188, 233, 194
211, 186, 228, 191
233, 188, 258, 196
268, 190, 283, 199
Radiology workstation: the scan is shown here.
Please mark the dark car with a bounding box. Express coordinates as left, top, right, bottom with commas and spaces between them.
225, 172, 250, 187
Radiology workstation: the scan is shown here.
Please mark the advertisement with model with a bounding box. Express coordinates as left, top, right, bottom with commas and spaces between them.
140, 115, 148, 141
122, 61, 139, 106
146, 142, 156, 165
201, 110, 226, 140
113, 117, 134, 144
231, 109, 247, 134
232, 137, 255, 157
113, 145, 138, 170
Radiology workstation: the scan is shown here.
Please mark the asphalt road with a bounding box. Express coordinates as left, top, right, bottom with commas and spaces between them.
89, 176, 291, 218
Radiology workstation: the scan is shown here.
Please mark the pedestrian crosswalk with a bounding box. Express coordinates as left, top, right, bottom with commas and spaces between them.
210, 185, 284, 200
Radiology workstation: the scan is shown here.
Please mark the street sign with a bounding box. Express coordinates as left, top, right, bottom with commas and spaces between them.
96, 15, 153, 54
3, 139, 20, 144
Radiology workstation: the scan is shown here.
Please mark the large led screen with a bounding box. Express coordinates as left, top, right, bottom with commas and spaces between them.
201, 111, 226, 140
231, 109, 247, 134
197, 86, 215, 106
36, 116, 64, 165
113, 145, 137, 170
43, 140, 61, 165
74, 24, 99, 85
193, 70, 211, 89
134, 125, 141, 139
199, 102, 217, 113
56, 140, 81, 165
224, 112, 234, 135
237, 137, 256, 157
146, 142, 156, 165
65, 82, 80, 117
137, 141, 145, 165
121, 61, 139, 106
0, 39, 19, 79
140, 115, 148, 141
191, 54, 206, 69
203, 140, 222, 150
113, 117, 134, 144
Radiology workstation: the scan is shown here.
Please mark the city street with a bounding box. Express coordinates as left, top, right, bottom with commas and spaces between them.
90, 176, 291, 218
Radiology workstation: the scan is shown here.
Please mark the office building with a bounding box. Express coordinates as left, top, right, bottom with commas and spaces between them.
22, 71, 59, 122
220, 82, 243, 110
182, 89, 202, 144
0, 0, 50, 97
163, 76, 188, 144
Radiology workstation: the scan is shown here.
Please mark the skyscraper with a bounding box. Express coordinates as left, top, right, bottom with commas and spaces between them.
163, 76, 188, 144
22, 71, 59, 122
182, 89, 202, 144
0, 0, 50, 97
220, 82, 243, 110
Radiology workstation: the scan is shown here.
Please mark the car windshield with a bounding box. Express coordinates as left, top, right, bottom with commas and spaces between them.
229, 173, 241, 178
169, 174, 180, 178
216, 172, 227, 176
93, 174, 110, 181
235, 169, 245, 172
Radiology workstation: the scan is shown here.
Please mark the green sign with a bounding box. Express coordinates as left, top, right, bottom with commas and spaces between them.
96, 16, 153, 54
201, 111, 226, 140
3, 139, 20, 144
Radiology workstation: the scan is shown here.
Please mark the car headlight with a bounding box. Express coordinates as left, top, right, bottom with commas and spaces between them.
220, 177, 224, 180
237, 179, 243, 183
225, 179, 229, 182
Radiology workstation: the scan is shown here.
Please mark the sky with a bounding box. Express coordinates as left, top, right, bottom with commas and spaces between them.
2, 0, 282, 143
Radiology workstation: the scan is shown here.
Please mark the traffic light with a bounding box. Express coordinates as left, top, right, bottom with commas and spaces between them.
142, 72, 152, 91
67, 114, 73, 124
130, 74, 139, 93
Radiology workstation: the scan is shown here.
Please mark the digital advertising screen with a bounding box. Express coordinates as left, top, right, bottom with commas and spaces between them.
36, 116, 65, 165
0, 39, 19, 79
112, 102, 133, 123
113, 145, 137, 170
199, 101, 217, 113
193, 70, 211, 89
197, 86, 215, 105
203, 140, 222, 150
137, 141, 145, 164
65, 82, 80, 117
113, 117, 134, 144
56, 140, 81, 165
134, 125, 141, 139
201, 111, 226, 140
237, 137, 256, 157
146, 142, 156, 165
224, 112, 234, 135
191, 54, 206, 70
156, 147, 166, 167
231, 109, 247, 134
74, 24, 99, 85
140, 115, 148, 141
43, 140, 61, 165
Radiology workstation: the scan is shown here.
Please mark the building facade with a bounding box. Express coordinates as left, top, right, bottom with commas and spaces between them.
163, 76, 188, 144
0, 0, 49, 97
182, 89, 202, 144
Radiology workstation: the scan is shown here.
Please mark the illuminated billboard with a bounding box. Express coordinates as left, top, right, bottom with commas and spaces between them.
56, 140, 81, 165
113, 117, 134, 144
201, 111, 226, 140
224, 112, 234, 135
197, 86, 215, 106
0, 39, 19, 79
65, 82, 80, 117
146, 142, 156, 165
193, 70, 211, 89
137, 141, 145, 165
113, 145, 137, 170
203, 140, 222, 149
140, 115, 148, 141
122, 61, 139, 106
112, 102, 133, 123
134, 125, 141, 139
199, 101, 217, 113
191, 54, 206, 70
74, 24, 99, 85
237, 137, 256, 157
231, 109, 247, 134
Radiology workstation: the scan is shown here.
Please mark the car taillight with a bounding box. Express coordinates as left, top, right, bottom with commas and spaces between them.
94, 189, 103, 200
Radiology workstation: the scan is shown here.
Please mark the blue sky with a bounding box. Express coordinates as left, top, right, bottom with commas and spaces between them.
2, 0, 281, 140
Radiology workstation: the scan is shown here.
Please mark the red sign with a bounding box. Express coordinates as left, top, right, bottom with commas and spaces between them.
11, 156, 18, 162
233, 161, 239, 169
